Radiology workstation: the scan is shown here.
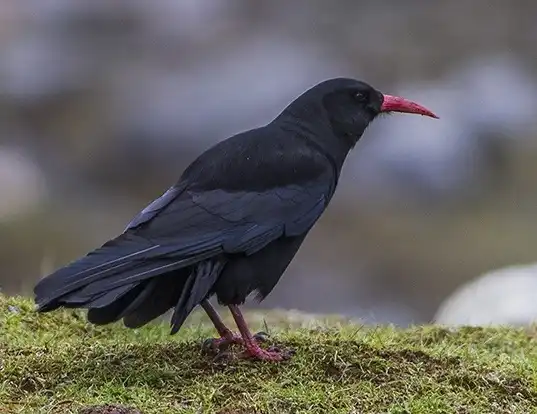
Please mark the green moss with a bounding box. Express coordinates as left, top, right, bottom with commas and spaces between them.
2, 294, 537, 413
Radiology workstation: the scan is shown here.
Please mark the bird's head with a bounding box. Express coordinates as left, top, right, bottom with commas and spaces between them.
280, 78, 438, 147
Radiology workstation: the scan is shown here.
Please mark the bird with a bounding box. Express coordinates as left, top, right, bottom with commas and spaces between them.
33, 78, 438, 361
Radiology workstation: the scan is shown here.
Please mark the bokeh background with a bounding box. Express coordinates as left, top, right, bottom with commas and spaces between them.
3, 0, 537, 326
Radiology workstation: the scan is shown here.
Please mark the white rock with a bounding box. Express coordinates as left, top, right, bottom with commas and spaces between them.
434, 263, 537, 326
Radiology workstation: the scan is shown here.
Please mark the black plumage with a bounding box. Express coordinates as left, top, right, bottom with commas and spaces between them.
34, 78, 437, 361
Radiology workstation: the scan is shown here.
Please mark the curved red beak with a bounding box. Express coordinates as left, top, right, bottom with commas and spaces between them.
380, 94, 439, 119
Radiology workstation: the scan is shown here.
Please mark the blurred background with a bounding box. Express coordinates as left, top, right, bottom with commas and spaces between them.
2, 0, 537, 327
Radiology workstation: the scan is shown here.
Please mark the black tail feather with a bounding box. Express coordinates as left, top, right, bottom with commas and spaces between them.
34, 234, 158, 310
122, 270, 190, 328
85, 283, 141, 309
170, 259, 226, 334
170, 271, 197, 333
34, 230, 227, 332
87, 283, 148, 325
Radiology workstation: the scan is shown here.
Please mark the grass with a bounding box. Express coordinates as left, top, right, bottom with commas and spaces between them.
1, 294, 537, 413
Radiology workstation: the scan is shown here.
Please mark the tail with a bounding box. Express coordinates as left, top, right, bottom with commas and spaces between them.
34, 233, 225, 332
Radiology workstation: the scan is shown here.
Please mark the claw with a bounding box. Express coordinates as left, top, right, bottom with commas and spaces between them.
202, 332, 292, 362
201, 333, 243, 355
202, 330, 271, 356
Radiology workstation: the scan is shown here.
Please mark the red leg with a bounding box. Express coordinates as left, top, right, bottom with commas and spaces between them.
201, 300, 242, 351
228, 304, 291, 362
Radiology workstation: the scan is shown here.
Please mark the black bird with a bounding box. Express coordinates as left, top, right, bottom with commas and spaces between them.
34, 78, 437, 361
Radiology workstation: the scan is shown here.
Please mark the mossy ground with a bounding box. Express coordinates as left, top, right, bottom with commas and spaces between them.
2, 294, 537, 413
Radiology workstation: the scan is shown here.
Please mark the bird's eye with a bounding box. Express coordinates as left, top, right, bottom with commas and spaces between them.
355, 92, 367, 103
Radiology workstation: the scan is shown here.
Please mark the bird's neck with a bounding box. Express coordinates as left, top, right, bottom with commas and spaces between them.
274, 115, 354, 174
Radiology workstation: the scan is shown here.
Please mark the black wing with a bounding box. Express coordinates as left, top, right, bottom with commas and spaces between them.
125, 185, 186, 231
132, 178, 334, 255
126, 128, 339, 256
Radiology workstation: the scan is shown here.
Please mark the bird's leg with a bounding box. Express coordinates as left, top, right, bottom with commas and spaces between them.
201, 300, 269, 355
201, 300, 242, 352
201, 300, 236, 339
228, 304, 291, 362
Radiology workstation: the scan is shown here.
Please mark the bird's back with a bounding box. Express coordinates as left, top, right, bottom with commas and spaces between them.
179, 123, 336, 192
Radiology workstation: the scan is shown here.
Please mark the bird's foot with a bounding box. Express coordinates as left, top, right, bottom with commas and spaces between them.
202, 331, 269, 355
238, 344, 295, 362
202, 333, 241, 354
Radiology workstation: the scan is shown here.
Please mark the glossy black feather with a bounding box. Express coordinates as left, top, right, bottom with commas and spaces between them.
122, 270, 189, 328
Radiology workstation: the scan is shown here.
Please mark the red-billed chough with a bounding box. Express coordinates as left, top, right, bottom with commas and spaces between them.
34, 78, 437, 361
